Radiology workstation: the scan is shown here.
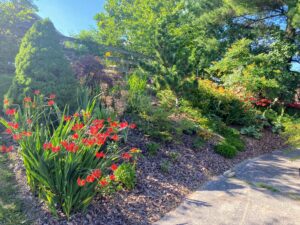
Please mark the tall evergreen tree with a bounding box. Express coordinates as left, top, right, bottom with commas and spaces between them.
6, 19, 78, 108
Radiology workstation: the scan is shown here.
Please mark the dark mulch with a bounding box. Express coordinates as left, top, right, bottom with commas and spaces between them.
5, 129, 287, 225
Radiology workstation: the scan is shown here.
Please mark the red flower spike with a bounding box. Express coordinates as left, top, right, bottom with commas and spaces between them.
89, 126, 99, 135
119, 121, 128, 129
77, 178, 86, 187
51, 146, 61, 153
34, 90, 40, 95
109, 174, 115, 181
111, 134, 119, 141
22, 131, 32, 137
122, 152, 132, 160
49, 94, 56, 99
129, 123, 137, 129
43, 142, 52, 150
5, 108, 16, 116
63, 116, 72, 122
5, 129, 12, 134
72, 123, 84, 131
48, 100, 55, 106
24, 97, 32, 103
13, 134, 22, 141
95, 152, 105, 159
73, 112, 80, 118
111, 164, 118, 171
92, 169, 101, 179
72, 133, 79, 139
99, 178, 108, 187
86, 175, 95, 183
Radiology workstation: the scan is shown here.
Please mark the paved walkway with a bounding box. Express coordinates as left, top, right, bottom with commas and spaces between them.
155, 149, 300, 225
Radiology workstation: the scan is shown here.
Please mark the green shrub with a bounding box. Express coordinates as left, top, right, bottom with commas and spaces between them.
214, 140, 237, 158
114, 163, 136, 190
192, 138, 205, 150
6, 19, 78, 110
0, 94, 138, 217
240, 126, 262, 139
184, 79, 256, 126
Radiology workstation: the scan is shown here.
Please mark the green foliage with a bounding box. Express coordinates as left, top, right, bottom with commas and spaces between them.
114, 163, 136, 190
283, 117, 300, 148
127, 71, 149, 112
192, 138, 205, 151
6, 19, 78, 109
0, 0, 37, 74
214, 140, 237, 158
0, 74, 13, 109
185, 79, 256, 126
146, 142, 160, 156
209, 38, 299, 101
240, 126, 262, 139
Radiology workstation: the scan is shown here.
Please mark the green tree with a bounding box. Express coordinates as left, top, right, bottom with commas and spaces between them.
0, 0, 38, 74
6, 19, 78, 108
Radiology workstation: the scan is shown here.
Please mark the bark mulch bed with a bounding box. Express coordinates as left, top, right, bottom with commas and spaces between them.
5, 129, 287, 225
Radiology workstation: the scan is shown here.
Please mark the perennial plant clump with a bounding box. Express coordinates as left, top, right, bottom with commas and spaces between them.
0, 91, 140, 217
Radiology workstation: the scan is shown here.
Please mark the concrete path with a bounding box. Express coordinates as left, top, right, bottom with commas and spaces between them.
155, 149, 300, 225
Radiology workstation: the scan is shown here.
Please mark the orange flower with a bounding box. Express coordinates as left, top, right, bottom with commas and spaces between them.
99, 178, 108, 187
86, 175, 95, 183
77, 178, 86, 187
48, 100, 55, 106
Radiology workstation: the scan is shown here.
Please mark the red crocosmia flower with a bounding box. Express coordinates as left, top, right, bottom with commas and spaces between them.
99, 178, 108, 187
72, 133, 79, 139
27, 119, 32, 124
109, 174, 115, 181
5, 108, 16, 116
92, 119, 104, 129
110, 121, 118, 128
7, 146, 13, 152
89, 126, 99, 135
129, 123, 137, 129
72, 123, 84, 131
23, 97, 32, 103
107, 117, 111, 122
122, 152, 132, 160
82, 138, 96, 147
5, 129, 12, 134
106, 127, 114, 135
8, 122, 18, 129
13, 134, 22, 141
95, 152, 105, 159
49, 94, 56, 99
43, 142, 52, 150
61, 140, 68, 149
3, 98, 9, 105
22, 131, 32, 137
65, 142, 79, 153
63, 116, 72, 122
111, 164, 118, 171
92, 169, 101, 179
119, 121, 128, 129
51, 146, 61, 153
48, 100, 55, 106
34, 90, 40, 95
73, 112, 80, 118
86, 175, 95, 183
83, 112, 91, 118
111, 134, 119, 141
77, 178, 86, 187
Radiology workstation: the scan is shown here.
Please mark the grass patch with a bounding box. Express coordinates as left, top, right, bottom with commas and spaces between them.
0, 154, 29, 225
254, 182, 279, 193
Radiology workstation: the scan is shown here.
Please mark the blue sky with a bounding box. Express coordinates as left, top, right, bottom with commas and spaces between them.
34, 0, 105, 36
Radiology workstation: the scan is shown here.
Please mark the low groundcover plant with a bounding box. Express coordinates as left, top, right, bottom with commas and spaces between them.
0, 91, 139, 218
